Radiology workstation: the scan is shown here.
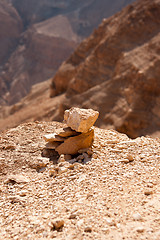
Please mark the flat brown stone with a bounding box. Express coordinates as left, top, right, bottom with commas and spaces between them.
56, 128, 94, 155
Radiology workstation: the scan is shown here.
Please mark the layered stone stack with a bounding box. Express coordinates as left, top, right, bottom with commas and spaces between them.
43, 108, 99, 157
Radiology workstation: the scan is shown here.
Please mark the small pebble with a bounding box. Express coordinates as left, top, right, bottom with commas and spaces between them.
69, 213, 77, 219
120, 159, 129, 163
136, 226, 145, 233
133, 213, 143, 221
84, 226, 92, 233
105, 218, 116, 226
127, 154, 134, 162
51, 219, 64, 231
144, 190, 153, 195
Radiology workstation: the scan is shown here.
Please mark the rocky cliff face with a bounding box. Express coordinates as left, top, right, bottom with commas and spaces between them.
50, 0, 160, 138
1, 15, 78, 104
11, 0, 135, 37
0, 0, 135, 105
0, 1, 22, 65
0, 0, 22, 105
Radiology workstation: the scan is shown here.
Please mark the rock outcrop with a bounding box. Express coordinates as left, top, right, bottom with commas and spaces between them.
0, 1, 22, 105
0, 1, 22, 65
0, 15, 78, 104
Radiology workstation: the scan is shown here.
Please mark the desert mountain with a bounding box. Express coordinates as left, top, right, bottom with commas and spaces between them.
0, 0, 135, 105
1, 0, 160, 139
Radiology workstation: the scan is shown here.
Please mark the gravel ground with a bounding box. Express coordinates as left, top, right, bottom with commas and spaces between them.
0, 121, 160, 240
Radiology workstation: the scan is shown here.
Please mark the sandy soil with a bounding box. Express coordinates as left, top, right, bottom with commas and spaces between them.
0, 121, 160, 239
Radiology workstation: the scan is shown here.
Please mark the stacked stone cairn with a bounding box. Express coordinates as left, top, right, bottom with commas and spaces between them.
43, 107, 99, 163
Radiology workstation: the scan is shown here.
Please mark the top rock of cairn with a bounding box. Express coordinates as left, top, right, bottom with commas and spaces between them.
64, 107, 99, 133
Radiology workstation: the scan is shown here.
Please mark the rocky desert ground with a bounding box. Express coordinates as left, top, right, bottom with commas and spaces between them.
0, 118, 160, 239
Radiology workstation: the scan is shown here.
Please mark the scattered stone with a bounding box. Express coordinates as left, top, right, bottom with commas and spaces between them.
136, 226, 145, 233
56, 128, 94, 155
127, 154, 134, 162
69, 213, 77, 219
19, 190, 28, 197
147, 183, 153, 188
77, 155, 84, 161
144, 189, 154, 195
133, 213, 143, 221
64, 107, 99, 133
5, 145, 16, 150
64, 154, 72, 161
78, 148, 89, 154
43, 133, 65, 142
105, 218, 116, 226
49, 169, 58, 177
51, 219, 64, 231
120, 159, 130, 163
58, 154, 65, 163
84, 226, 92, 233
87, 149, 93, 156
68, 158, 77, 164
9, 195, 26, 204
5, 174, 30, 184
101, 228, 109, 234
29, 157, 49, 169
58, 166, 68, 174
42, 149, 59, 158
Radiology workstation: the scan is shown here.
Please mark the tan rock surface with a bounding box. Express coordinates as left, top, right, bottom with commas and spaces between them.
56, 128, 94, 155
64, 107, 99, 133
0, 121, 160, 239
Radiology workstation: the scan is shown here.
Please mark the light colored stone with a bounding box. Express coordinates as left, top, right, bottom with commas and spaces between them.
136, 226, 145, 233
5, 174, 30, 184
58, 155, 65, 163
57, 127, 79, 137
58, 167, 68, 174
64, 107, 99, 133
133, 213, 143, 221
43, 133, 65, 142
56, 128, 94, 155
45, 141, 61, 149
